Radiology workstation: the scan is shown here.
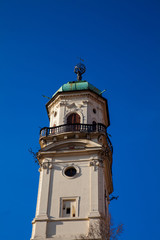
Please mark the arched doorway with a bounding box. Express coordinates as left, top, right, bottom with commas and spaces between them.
67, 113, 80, 131
92, 121, 96, 131
67, 113, 80, 124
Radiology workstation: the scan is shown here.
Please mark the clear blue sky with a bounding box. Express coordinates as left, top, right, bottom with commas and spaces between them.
0, 0, 159, 239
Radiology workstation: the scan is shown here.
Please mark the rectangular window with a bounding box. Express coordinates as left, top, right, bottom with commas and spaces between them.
66, 207, 70, 214
61, 199, 77, 217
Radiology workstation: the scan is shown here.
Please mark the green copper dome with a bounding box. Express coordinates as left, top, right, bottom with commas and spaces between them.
52, 80, 102, 97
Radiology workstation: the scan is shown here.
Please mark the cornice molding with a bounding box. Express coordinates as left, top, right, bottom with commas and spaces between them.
47, 91, 105, 113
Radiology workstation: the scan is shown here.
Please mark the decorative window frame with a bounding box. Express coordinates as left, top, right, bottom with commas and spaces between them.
62, 165, 80, 179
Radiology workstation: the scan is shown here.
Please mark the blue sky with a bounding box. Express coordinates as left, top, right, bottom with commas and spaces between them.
0, 0, 160, 239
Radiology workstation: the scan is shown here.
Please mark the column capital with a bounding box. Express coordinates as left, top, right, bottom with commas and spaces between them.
41, 161, 54, 170
90, 159, 103, 168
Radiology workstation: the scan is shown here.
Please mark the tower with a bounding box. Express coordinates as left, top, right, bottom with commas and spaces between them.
31, 63, 113, 240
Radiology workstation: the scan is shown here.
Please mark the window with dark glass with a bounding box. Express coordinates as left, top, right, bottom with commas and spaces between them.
66, 208, 70, 214
93, 108, 96, 114
64, 167, 77, 177
92, 121, 96, 131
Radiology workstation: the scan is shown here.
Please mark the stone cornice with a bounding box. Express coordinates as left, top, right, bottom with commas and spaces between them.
38, 147, 102, 157
46, 90, 106, 117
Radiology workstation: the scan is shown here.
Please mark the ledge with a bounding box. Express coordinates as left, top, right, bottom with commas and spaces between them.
32, 216, 89, 223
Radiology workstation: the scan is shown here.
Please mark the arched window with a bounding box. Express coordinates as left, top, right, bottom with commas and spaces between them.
51, 123, 56, 134
67, 113, 80, 124
92, 121, 96, 131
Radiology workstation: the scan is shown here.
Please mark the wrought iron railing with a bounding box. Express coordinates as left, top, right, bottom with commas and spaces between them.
40, 123, 113, 153
40, 123, 106, 137
107, 135, 113, 154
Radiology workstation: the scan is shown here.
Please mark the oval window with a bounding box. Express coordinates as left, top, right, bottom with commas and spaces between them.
64, 167, 77, 177
93, 108, 96, 114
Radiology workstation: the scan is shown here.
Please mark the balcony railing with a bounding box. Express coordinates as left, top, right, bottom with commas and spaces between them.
40, 123, 113, 153
40, 123, 106, 137
107, 135, 113, 154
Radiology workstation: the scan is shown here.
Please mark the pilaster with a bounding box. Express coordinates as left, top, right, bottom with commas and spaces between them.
89, 159, 100, 218
31, 161, 53, 239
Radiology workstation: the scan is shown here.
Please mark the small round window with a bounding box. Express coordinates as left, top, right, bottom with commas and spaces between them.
64, 167, 77, 177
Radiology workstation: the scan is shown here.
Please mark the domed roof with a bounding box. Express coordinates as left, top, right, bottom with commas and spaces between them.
52, 80, 102, 97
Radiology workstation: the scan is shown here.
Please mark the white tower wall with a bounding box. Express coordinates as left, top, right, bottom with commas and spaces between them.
31, 83, 113, 240
47, 91, 109, 127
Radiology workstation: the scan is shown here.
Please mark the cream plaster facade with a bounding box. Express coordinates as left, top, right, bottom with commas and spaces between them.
47, 91, 109, 127
31, 87, 113, 240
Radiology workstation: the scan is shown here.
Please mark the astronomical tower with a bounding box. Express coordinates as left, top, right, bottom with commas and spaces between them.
31, 63, 113, 240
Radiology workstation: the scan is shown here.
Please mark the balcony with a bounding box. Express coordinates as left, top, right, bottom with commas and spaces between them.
40, 123, 113, 153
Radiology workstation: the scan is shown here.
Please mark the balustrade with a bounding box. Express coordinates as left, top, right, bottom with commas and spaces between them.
40, 123, 113, 153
